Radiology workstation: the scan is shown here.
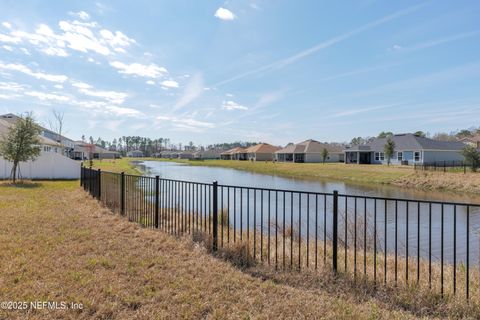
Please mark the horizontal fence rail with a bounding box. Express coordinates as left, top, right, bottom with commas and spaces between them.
80, 166, 480, 301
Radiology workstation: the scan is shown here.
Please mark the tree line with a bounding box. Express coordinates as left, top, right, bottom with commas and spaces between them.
82, 135, 261, 157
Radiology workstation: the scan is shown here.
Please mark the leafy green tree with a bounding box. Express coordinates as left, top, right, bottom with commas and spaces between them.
456, 129, 473, 138
0, 113, 41, 182
413, 131, 426, 138
377, 131, 393, 138
462, 145, 480, 172
321, 148, 329, 164
383, 138, 395, 166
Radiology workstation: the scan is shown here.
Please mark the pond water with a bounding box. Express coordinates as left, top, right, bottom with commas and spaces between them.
136, 160, 480, 203
135, 160, 480, 265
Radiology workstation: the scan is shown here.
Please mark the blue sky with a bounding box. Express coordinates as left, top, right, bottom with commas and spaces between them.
0, 0, 479, 146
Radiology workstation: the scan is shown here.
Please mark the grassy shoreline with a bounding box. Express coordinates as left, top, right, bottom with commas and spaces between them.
88, 158, 480, 196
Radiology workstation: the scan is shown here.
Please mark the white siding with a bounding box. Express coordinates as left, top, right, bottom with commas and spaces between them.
0, 152, 80, 179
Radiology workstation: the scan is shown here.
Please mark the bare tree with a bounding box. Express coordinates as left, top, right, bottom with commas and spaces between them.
48, 109, 65, 155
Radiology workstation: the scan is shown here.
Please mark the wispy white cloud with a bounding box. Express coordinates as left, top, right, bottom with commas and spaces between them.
327, 103, 404, 118
356, 61, 480, 97
72, 99, 143, 117
157, 115, 215, 132
25, 90, 70, 102
0, 62, 68, 82
214, 7, 236, 21
222, 100, 248, 110
71, 80, 128, 104
99, 29, 135, 47
0, 16, 135, 58
0, 81, 28, 92
395, 30, 480, 53
0, 33, 21, 44
104, 105, 142, 116
0, 81, 26, 100
318, 63, 401, 82
109, 61, 167, 78
69, 11, 90, 21
161, 80, 179, 89
214, 3, 428, 86
173, 73, 204, 110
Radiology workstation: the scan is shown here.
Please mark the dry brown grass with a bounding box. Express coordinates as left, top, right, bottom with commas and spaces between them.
394, 171, 480, 195
129, 203, 480, 319
0, 180, 470, 319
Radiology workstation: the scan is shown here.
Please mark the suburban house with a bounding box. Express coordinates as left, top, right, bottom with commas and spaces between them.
344, 133, 466, 165
275, 139, 344, 163
1, 113, 75, 157
158, 150, 179, 158
0, 118, 80, 179
459, 135, 480, 150
193, 149, 222, 160
72, 142, 121, 160
178, 151, 194, 159
245, 143, 281, 161
126, 150, 144, 157
220, 147, 247, 160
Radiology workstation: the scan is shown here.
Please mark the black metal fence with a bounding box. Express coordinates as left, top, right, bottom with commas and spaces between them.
81, 166, 480, 300
414, 161, 476, 173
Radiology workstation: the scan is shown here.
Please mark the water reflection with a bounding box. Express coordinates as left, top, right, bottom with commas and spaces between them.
136, 160, 480, 264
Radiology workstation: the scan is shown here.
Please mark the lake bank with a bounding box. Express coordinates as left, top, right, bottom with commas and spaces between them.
125, 158, 480, 197
85, 158, 480, 197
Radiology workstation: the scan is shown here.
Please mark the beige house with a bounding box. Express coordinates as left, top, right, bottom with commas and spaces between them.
194, 149, 222, 159
275, 139, 344, 163
221, 147, 247, 160
178, 151, 194, 159
245, 143, 281, 161
73, 142, 120, 160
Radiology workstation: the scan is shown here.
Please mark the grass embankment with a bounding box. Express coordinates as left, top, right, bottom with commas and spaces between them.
0, 181, 430, 319
82, 158, 142, 175
94, 158, 480, 195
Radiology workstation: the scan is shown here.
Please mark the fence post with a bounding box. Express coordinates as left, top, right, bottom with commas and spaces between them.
97, 169, 101, 200
332, 190, 338, 273
80, 163, 83, 187
120, 172, 125, 215
155, 175, 159, 229
212, 181, 218, 252
89, 166, 93, 195
464, 162, 466, 174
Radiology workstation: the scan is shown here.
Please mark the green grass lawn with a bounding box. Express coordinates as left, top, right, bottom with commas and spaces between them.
92, 158, 413, 184
82, 158, 142, 175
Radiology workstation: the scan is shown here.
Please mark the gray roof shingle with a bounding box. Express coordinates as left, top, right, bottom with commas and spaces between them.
346, 133, 466, 152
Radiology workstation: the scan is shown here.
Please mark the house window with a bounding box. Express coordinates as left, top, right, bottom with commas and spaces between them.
375, 152, 385, 161
397, 152, 403, 161
414, 151, 421, 162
